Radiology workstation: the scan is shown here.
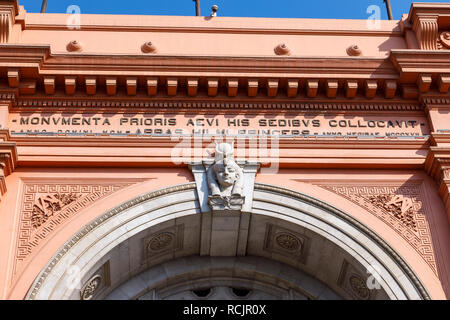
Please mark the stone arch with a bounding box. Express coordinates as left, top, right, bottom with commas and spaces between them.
25, 182, 430, 300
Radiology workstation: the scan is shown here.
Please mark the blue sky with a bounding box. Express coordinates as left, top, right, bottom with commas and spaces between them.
18, 0, 450, 20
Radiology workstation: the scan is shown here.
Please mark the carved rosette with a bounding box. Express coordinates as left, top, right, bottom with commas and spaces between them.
147, 232, 174, 251
348, 275, 370, 299
337, 260, 375, 300
80, 275, 102, 300
275, 233, 301, 251
145, 225, 184, 258
264, 224, 308, 263
317, 184, 437, 275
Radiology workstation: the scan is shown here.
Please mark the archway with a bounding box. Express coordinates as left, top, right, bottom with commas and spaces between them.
26, 183, 430, 300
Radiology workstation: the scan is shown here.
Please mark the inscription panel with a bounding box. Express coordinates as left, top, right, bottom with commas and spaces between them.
9, 113, 430, 138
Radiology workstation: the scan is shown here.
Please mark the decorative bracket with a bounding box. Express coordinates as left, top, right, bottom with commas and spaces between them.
0, 129, 17, 199
0, 0, 19, 43
405, 3, 450, 50
425, 132, 450, 223
413, 15, 439, 50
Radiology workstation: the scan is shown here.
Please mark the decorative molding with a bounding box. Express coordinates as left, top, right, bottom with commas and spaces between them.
0, 138, 18, 199
424, 144, 450, 222
14, 182, 135, 276
27, 183, 196, 300
413, 16, 438, 50
0, 2, 17, 43
25, 182, 431, 300
423, 97, 450, 106
14, 99, 423, 112
316, 183, 437, 275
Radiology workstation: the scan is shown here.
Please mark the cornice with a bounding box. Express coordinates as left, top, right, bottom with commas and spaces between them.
13, 99, 422, 113
9, 134, 429, 170
407, 3, 450, 22
22, 24, 404, 37
0, 45, 394, 77
22, 12, 402, 37
0, 45, 406, 101
9, 134, 429, 148
390, 50, 450, 73
429, 132, 450, 146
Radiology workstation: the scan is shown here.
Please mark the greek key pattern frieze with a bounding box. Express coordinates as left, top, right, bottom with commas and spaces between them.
15, 183, 133, 274
317, 184, 436, 275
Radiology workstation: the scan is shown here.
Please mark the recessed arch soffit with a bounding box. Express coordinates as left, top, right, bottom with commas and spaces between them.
24, 182, 430, 300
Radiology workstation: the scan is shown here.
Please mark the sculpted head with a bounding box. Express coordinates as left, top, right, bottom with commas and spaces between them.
212, 158, 240, 188
207, 142, 244, 196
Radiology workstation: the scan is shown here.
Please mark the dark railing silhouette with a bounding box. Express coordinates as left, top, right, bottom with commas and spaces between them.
40, 0, 48, 13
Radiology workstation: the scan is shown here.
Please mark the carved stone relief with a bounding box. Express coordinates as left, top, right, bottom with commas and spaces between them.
337, 259, 378, 300
80, 261, 110, 300
14, 182, 134, 276
144, 225, 184, 259
189, 142, 259, 213
316, 183, 437, 275
206, 142, 245, 211
31, 193, 79, 228
438, 31, 450, 49
264, 224, 309, 263
366, 194, 417, 231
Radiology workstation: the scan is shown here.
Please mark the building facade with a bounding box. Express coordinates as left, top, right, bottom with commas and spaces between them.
0, 0, 449, 300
